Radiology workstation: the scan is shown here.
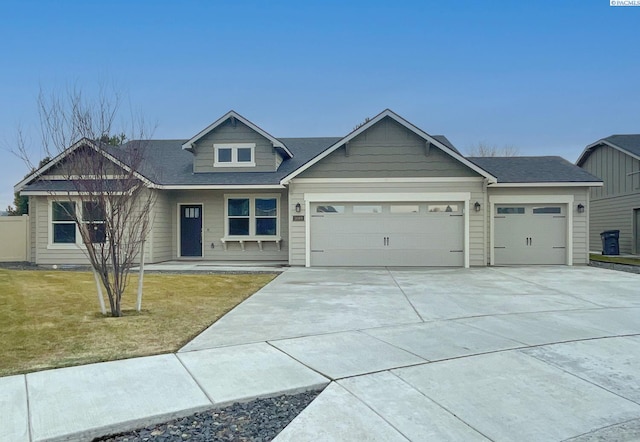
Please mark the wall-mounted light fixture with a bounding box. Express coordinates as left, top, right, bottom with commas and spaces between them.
295, 203, 301, 213
577, 203, 585, 213
474, 201, 481, 212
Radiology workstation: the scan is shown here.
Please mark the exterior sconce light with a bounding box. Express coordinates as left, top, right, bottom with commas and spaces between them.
474, 201, 481, 212
295, 203, 301, 213
577, 203, 585, 213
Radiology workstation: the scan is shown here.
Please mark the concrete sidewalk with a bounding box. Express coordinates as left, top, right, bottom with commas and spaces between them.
3, 266, 640, 441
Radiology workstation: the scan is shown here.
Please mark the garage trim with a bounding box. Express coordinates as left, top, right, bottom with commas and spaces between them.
304, 192, 471, 268
489, 195, 574, 266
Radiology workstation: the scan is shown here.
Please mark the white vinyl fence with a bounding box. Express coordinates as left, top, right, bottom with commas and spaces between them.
0, 215, 30, 262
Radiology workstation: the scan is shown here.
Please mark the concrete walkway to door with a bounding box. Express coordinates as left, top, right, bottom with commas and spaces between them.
183, 266, 640, 441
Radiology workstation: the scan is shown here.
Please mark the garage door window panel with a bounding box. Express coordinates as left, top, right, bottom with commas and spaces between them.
353, 205, 382, 214
428, 204, 459, 213
390, 205, 419, 214
532, 207, 562, 214
316, 205, 345, 214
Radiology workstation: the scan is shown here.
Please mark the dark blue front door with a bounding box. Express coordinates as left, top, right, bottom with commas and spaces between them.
180, 205, 202, 257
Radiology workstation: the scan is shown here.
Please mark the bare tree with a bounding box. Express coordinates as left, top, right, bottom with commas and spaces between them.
467, 142, 519, 157
16, 85, 155, 317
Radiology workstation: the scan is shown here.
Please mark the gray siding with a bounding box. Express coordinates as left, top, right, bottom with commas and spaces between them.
580, 145, 640, 254
192, 119, 281, 173
30, 197, 37, 263
33, 195, 154, 266
589, 193, 640, 254
288, 180, 486, 266
581, 145, 640, 199
486, 187, 590, 265
149, 190, 172, 262
298, 117, 479, 179
170, 189, 289, 261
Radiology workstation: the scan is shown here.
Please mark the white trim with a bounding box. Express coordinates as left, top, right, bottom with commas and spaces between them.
42, 174, 128, 180
489, 195, 574, 266
156, 184, 286, 190
303, 192, 471, 268
291, 177, 485, 184
214, 143, 256, 168
182, 110, 293, 157
23, 191, 127, 196
490, 182, 603, 188
177, 203, 204, 258
280, 109, 497, 184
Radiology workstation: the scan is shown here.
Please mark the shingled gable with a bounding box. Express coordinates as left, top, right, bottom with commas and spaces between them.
576, 134, 640, 166
14, 137, 154, 194
279, 108, 498, 184
181, 110, 293, 158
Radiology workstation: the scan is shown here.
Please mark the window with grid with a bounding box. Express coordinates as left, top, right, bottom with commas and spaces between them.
82, 201, 106, 243
226, 196, 278, 237
52, 201, 76, 244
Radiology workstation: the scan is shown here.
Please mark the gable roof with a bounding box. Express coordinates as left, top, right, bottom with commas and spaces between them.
181, 110, 293, 158
14, 138, 154, 193
469, 156, 602, 184
280, 109, 497, 183
576, 134, 640, 165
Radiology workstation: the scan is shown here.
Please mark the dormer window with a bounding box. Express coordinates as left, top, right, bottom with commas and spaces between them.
214, 143, 256, 167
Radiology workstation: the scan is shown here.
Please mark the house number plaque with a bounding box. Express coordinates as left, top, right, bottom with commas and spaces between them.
292, 215, 305, 222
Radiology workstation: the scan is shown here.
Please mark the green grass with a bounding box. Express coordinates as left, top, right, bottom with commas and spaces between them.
590, 253, 640, 266
0, 269, 275, 376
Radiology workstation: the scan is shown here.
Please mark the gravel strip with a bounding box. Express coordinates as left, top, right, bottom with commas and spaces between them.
94, 389, 322, 442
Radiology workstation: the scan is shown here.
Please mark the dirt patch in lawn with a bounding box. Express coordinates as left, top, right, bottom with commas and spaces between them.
0, 269, 275, 376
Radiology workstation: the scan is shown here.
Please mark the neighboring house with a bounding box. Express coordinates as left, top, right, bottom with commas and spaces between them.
15, 109, 602, 267
577, 135, 640, 254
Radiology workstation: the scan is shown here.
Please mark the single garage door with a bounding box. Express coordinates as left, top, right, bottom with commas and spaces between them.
494, 204, 567, 265
310, 202, 464, 266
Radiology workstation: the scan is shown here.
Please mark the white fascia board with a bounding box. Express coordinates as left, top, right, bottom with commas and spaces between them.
576, 139, 640, 165
182, 110, 292, 157
159, 184, 285, 190
489, 194, 575, 204
489, 182, 603, 187
281, 109, 497, 184
21, 191, 127, 196
291, 177, 484, 184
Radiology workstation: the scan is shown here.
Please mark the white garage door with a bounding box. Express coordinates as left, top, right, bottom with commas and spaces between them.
494, 204, 567, 265
310, 202, 464, 267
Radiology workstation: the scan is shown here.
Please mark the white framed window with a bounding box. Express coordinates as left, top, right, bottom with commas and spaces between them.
214, 143, 256, 167
224, 195, 279, 237
52, 201, 77, 244
49, 199, 107, 247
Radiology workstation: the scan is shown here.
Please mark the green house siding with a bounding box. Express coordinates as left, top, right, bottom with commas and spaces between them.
298, 117, 479, 179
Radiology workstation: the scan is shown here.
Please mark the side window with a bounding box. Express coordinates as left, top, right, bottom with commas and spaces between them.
82, 201, 106, 243
52, 201, 76, 244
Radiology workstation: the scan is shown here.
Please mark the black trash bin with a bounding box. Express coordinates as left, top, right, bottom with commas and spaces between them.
600, 230, 620, 255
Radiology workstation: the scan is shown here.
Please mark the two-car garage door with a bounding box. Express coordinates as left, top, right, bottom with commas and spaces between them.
310, 202, 464, 267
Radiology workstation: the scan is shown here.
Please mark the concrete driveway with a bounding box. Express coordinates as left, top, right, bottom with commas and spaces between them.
183, 266, 640, 441
10, 266, 640, 441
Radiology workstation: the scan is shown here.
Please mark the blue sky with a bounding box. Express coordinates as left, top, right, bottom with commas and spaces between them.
1, 0, 639, 210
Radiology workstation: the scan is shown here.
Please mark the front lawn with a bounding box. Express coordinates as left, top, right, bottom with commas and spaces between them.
0, 269, 275, 376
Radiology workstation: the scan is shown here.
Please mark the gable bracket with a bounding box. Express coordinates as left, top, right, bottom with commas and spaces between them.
230, 116, 237, 128
344, 142, 350, 157
425, 141, 431, 157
